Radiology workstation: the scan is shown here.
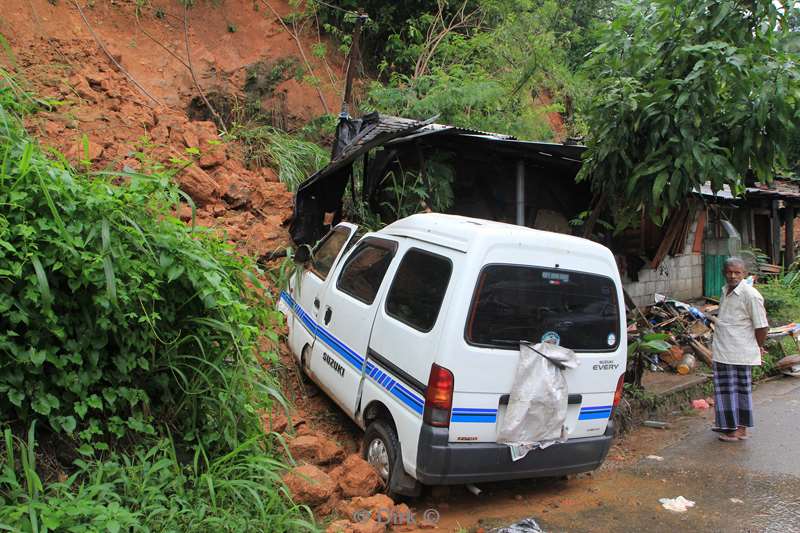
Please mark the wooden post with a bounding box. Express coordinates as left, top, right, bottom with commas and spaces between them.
771, 200, 781, 265
786, 205, 796, 268
516, 159, 525, 226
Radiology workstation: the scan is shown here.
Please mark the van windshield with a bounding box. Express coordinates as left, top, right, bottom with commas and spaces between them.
466, 265, 620, 351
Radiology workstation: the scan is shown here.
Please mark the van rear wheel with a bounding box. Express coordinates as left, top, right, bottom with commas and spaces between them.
363, 420, 406, 498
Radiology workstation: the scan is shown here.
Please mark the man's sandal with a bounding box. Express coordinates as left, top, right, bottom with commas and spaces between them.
718, 433, 739, 442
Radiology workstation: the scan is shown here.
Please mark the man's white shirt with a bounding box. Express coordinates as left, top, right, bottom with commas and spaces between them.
711, 280, 769, 366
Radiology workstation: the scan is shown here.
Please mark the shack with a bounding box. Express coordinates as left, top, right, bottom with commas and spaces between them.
289, 113, 799, 307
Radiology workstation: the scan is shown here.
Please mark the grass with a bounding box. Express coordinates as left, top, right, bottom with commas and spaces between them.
0, 425, 316, 532
757, 277, 800, 325
231, 125, 329, 191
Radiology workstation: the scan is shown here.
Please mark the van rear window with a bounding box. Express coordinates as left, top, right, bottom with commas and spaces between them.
466, 265, 620, 351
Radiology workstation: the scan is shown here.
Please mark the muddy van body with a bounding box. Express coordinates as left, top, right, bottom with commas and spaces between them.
279, 213, 626, 495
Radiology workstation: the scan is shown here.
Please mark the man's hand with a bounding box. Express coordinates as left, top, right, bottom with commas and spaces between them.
755, 327, 768, 352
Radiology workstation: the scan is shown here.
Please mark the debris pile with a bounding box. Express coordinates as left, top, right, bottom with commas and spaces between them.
629, 294, 719, 375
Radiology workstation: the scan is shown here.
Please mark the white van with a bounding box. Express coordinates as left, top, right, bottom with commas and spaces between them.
279, 213, 626, 496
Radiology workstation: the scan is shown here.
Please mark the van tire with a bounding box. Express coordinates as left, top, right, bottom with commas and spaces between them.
363, 420, 418, 498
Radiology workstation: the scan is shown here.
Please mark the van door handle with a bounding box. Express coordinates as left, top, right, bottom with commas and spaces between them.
323, 307, 332, 325
313, 298, 320, 309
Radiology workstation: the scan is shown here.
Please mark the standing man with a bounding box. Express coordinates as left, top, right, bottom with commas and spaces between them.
711, 257, 769, 442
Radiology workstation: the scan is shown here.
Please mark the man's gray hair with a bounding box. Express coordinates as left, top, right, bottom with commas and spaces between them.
724, 256, 747, 271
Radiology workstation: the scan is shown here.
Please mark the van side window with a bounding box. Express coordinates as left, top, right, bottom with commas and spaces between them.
465, 265, 620, 351
386, 249, 452, 332
336, 239, 397, 305
310, 228, 350, 280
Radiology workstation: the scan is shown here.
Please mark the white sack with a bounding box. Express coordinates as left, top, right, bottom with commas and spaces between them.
496, 341, 578, 453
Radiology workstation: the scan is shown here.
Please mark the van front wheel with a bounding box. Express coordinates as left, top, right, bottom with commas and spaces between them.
363, 420, 402, 496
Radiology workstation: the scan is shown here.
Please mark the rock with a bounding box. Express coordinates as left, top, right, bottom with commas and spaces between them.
174, 163, 220, 207
199, 145, 227, 168
259, 166, 279, 182
315, 490, 341, 517
283, 464, 336, 506
335, 455, 383, 498
262, 408, 288, 434
66, 136, 104, 162
327, 520, 354, 533
191, 121, 226, 168
392, 503, 412, 526
337, 494, 395, 523
295, 420, 313, 436
352, 521, 386, 533
71, 75, 98, 103
288, 434, 345, 466
182, 129, 200, 149
176, 202, 194, 223
249, 181, 292, 214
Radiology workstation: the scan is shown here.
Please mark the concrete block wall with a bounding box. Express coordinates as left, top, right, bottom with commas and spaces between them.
623, 201, 705, 307
624, 253, 704, 307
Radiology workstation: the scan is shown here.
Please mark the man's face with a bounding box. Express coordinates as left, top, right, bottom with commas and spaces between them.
724, 263, 746, 289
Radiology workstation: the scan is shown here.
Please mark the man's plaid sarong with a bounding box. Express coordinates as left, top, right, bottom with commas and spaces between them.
712, 361, 753, 432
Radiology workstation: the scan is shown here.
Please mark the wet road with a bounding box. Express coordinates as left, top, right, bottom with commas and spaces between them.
422, 376, 800, 533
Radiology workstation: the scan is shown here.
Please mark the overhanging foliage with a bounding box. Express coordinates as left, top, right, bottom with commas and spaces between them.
578, 0, 800, 228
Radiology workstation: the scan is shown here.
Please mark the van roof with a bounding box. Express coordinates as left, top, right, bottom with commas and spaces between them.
381, 213, 611, 256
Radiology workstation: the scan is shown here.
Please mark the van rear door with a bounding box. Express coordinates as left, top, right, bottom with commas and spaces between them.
450, 265, 625, 443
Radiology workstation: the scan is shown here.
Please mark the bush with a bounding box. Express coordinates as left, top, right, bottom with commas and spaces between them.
0, 68, 314, 531
0, 72, 280, 455
757, 278, 800, 325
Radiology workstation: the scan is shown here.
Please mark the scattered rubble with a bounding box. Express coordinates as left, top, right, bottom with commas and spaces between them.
628, 294, 718, 380
330, 455, 384, 498
283, 464, 337, 507
288, 433, 346, 466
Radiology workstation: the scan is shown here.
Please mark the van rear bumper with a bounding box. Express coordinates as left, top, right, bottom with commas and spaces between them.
414, 422, 615, 485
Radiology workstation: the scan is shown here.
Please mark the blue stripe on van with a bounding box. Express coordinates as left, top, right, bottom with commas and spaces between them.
579, 405, 612, 420
451, 407, 497, 424
451, 414, 497, 423
281, 291, 427, 416
281, 290, 510, 422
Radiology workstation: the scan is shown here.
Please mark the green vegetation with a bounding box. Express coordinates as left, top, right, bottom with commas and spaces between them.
0, 71, 314, 531
232, 125, 330, 191
317, 0, 609, 140
578, 0, 800, 230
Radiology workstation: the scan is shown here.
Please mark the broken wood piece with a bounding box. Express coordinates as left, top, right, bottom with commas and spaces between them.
650, 206, 689, 269
689, 338, 713, 367
654, 316, 680, 329
776, 355, 800, 370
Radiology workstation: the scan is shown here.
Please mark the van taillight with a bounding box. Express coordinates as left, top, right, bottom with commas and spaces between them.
423, 364, 454, 428
612, 374, 625, 409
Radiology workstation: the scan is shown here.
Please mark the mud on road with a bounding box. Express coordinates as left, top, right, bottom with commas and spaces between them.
407, 377, 800, 533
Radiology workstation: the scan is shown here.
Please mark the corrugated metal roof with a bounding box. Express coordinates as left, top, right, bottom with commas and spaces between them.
695, 179, 800, 202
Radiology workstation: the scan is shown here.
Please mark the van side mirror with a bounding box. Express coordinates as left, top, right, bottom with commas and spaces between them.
293, 245, 311, 264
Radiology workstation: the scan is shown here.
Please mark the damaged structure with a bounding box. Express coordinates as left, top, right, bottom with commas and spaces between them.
289, 113, 800, 307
